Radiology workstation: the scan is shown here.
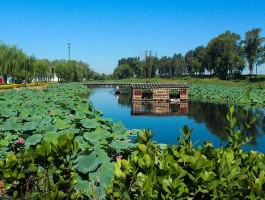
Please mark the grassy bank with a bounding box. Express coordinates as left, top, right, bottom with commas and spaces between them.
113, 75, 265, 88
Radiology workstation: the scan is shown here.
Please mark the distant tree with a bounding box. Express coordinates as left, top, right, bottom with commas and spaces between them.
54, 60, 74, 82
242, 28, 265, 77
17, 55, 36, 82
193, 46, 207, 75
77, 61, 95, 81
93, 72, 107, 80
34, 59, 51, 81
185, 50, 196, 76
171, 53, 186, 77
118, 57, 140, 78
157, 56, 171, 77
113, 64, 134, 79
206, 31, 243, 79
141, 50, 158, 78
53, 60, 94, 82
0, 43, 35, 83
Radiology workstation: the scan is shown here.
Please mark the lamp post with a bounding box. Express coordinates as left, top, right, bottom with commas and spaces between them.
68, 42, 71, 61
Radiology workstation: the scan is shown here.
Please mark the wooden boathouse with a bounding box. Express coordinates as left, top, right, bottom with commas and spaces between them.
131, 83, 188, 102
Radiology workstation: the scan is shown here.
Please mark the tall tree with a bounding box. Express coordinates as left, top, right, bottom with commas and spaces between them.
184, 50, 196, 76
113, 64, 133, 79
141, 50, 157, 78
157, 56, 171, 77
54, 60, 74, 82
117, 57, 140, 78
0, 43, 35, 83
76, 61, 95, 81
34, 59, 51, 81
171, 53, 185, 77
193, 46, 207, 75
242, 28, 265, 77
206, 31, 242, 79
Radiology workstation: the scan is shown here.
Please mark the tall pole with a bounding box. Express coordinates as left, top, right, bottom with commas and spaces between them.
68, 42, 71, 61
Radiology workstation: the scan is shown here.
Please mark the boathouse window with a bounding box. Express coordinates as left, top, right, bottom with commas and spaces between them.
142, 89, 153, 99
169, 88, 180, 99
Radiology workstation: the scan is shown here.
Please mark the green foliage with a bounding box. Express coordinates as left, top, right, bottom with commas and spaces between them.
1, 83, 265, 199
107, 126, 265, 199
206, 31, 244, 79
106, 87, 265, 199
189, 84, 265, 107
113, 28, 265, 81
54, 60, 95, 82
242, 28, 265, 77
0, 43, 36, 82
34, 59, 51, 78
185, 46, 207, 76
113, 64, 134, 79
0, 83, 138, 199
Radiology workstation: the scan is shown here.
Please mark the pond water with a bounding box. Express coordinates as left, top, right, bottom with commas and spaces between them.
87, 87, 265, 153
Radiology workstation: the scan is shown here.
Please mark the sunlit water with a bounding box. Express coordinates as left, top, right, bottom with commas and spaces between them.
87, 87, 265, 153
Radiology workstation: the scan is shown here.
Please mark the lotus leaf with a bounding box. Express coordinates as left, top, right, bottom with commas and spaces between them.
25, 134, 43, 148
76, 153, 100, 174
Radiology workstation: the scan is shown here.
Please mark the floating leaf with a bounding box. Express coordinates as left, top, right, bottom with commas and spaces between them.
83, 132, 101, 146
25, 134, 43, 147
76, 153, 100, 174
113, 121, 126, 135
82, 119, 98, 129
55, 119, 68, 130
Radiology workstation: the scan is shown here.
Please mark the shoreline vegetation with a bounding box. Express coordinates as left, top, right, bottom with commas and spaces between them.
0, 83, 265, 199
0, 82, 56, 91
1, 75, 265, 107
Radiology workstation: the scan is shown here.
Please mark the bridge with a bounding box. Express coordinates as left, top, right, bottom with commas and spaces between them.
83, 82, 131, 87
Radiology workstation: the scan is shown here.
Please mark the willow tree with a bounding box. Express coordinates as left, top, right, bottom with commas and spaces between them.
34, 59, 51, 81
15, 52, 36, 82
54, 60, 73, 82
0, 43, 14, 82
0, 43, 35, 83
76, 61, 95, 81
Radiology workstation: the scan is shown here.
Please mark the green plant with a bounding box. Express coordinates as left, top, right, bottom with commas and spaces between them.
107, 102, 265, 199
0, 83, 138, 199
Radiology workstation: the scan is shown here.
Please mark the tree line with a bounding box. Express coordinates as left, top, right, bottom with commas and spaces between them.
0, 42, 98, 83
113, 28, 265, 79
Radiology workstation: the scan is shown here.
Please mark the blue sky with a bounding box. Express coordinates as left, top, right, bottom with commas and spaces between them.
1, 0, 265, 74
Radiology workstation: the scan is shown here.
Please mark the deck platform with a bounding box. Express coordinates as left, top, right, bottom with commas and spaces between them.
131, 83, 188, 102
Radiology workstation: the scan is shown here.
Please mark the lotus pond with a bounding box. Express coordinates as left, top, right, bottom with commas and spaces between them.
1, 83, 265, 199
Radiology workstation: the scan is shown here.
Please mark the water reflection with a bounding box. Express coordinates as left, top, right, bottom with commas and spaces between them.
188, 101, 265, 146
131, 101, 188, 116
115, 92, 265, 146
